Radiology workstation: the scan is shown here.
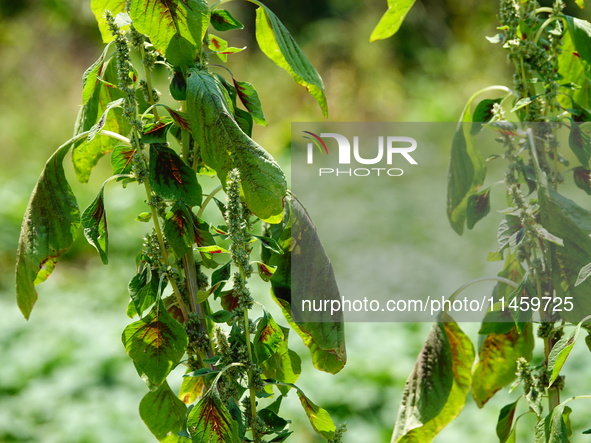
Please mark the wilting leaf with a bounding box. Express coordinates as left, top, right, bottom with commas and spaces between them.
210, 9, 244, 31
472, 324, 534, 407
370, 0, 417, 42
296, 390, 336, 440
81, 185, 109, 264
122, 303, 188, 386
573, 167, 591, 195
140, 381, 188, 441
497, 401, 519, 443
179, 371, 205, 405
186, 70, 286, 222
249, 1, 327, 116
466, 187, 491, 229
233, 79, 267, 126
261, 194, 346, 374
447, 109, 487, 234
90, 0, 127, 42
254, 311, 285, 364
548, 322, 583, 386
187, 390, 240, 443
392, 318, 474, 442
16, 143, 80, 319
130, 0, 210, 67
149, 143, 202, 207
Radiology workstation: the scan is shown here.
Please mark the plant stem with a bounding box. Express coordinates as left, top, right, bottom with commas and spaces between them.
242, 305, 260, 443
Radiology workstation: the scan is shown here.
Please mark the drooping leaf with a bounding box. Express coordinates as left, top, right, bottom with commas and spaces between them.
81, 185, 109, 264
210, 9, 244, 32
149, 143, 202, 207
179, 371, 205, 405
140, 381, 188, 442
466, 187, 491, 229
370, 0, 417, 42
392, 318, 474, 442
129, 0, 210, 67
497, 401, 519, 443
187, 390, 240, 443
447, 109, 487, 234
90, 0, 127, 42
472, 324, 534, 408
296, 390, 336, 440
122, 302, 188, 386
548, 322, 583, 386
248, 1, 327, 116
538, 174, 591, 322
73, 60, 130, 183
254, 311, 285, 364
261, 193, 346, 374
233, 79, 267, 126
82, 44, 111, 105
186, 70, 286, 222
16, 143, 80, 319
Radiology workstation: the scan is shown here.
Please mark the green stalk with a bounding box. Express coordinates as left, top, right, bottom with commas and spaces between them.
243, 302, 259, 443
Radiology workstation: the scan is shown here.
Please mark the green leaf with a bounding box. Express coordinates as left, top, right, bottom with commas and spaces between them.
557, 26, 591, 111
471, 324, 534, 407
497, 401, 519, 443
210, 9, 244, 32
569, 123, 591, 167
573, 167, 591, 195
466, 187, 491, 230
149, 143, 202, 207
111, 145, 137, 176
127, 267, 161, 318
140, 381, 188, 442
261, 194, 346, 374
471, 98, 503, 135
254, 311, 285, 364
233, 79, 267, 126
16, 143, 80, 319
129, 0, 210, 67
370, 0, 417, 42
208, 309, 232, 323
187, 390, 240, 443
163, 202, 196, 257
81, 185, 109, 264
296, 390, 336, 440
82, 44, 111, 105
548, 322, 583, 386
90, 0, 127, 42
73, 60, 130, 183
261, 327, 301, 394
447, 108, 487, 234
122, 303, 188, 386
392, 318, 475, 442
538, 175, 591, 322
186, 70, 286, 222
249, 1, 327, 116
535, 402, 573, 443
565, 16, 591, 68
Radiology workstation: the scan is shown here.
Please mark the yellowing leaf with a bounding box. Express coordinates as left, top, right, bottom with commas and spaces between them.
370, 0, 417, 42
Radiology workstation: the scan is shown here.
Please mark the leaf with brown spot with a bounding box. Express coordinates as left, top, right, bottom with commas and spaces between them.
149, 143, 202, 207
254, 311, 284, 364
122, 302, 188, 386
187, 390, 240, 443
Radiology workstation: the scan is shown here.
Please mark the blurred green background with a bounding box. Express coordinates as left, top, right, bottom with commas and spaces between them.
3, 0, 591, 442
